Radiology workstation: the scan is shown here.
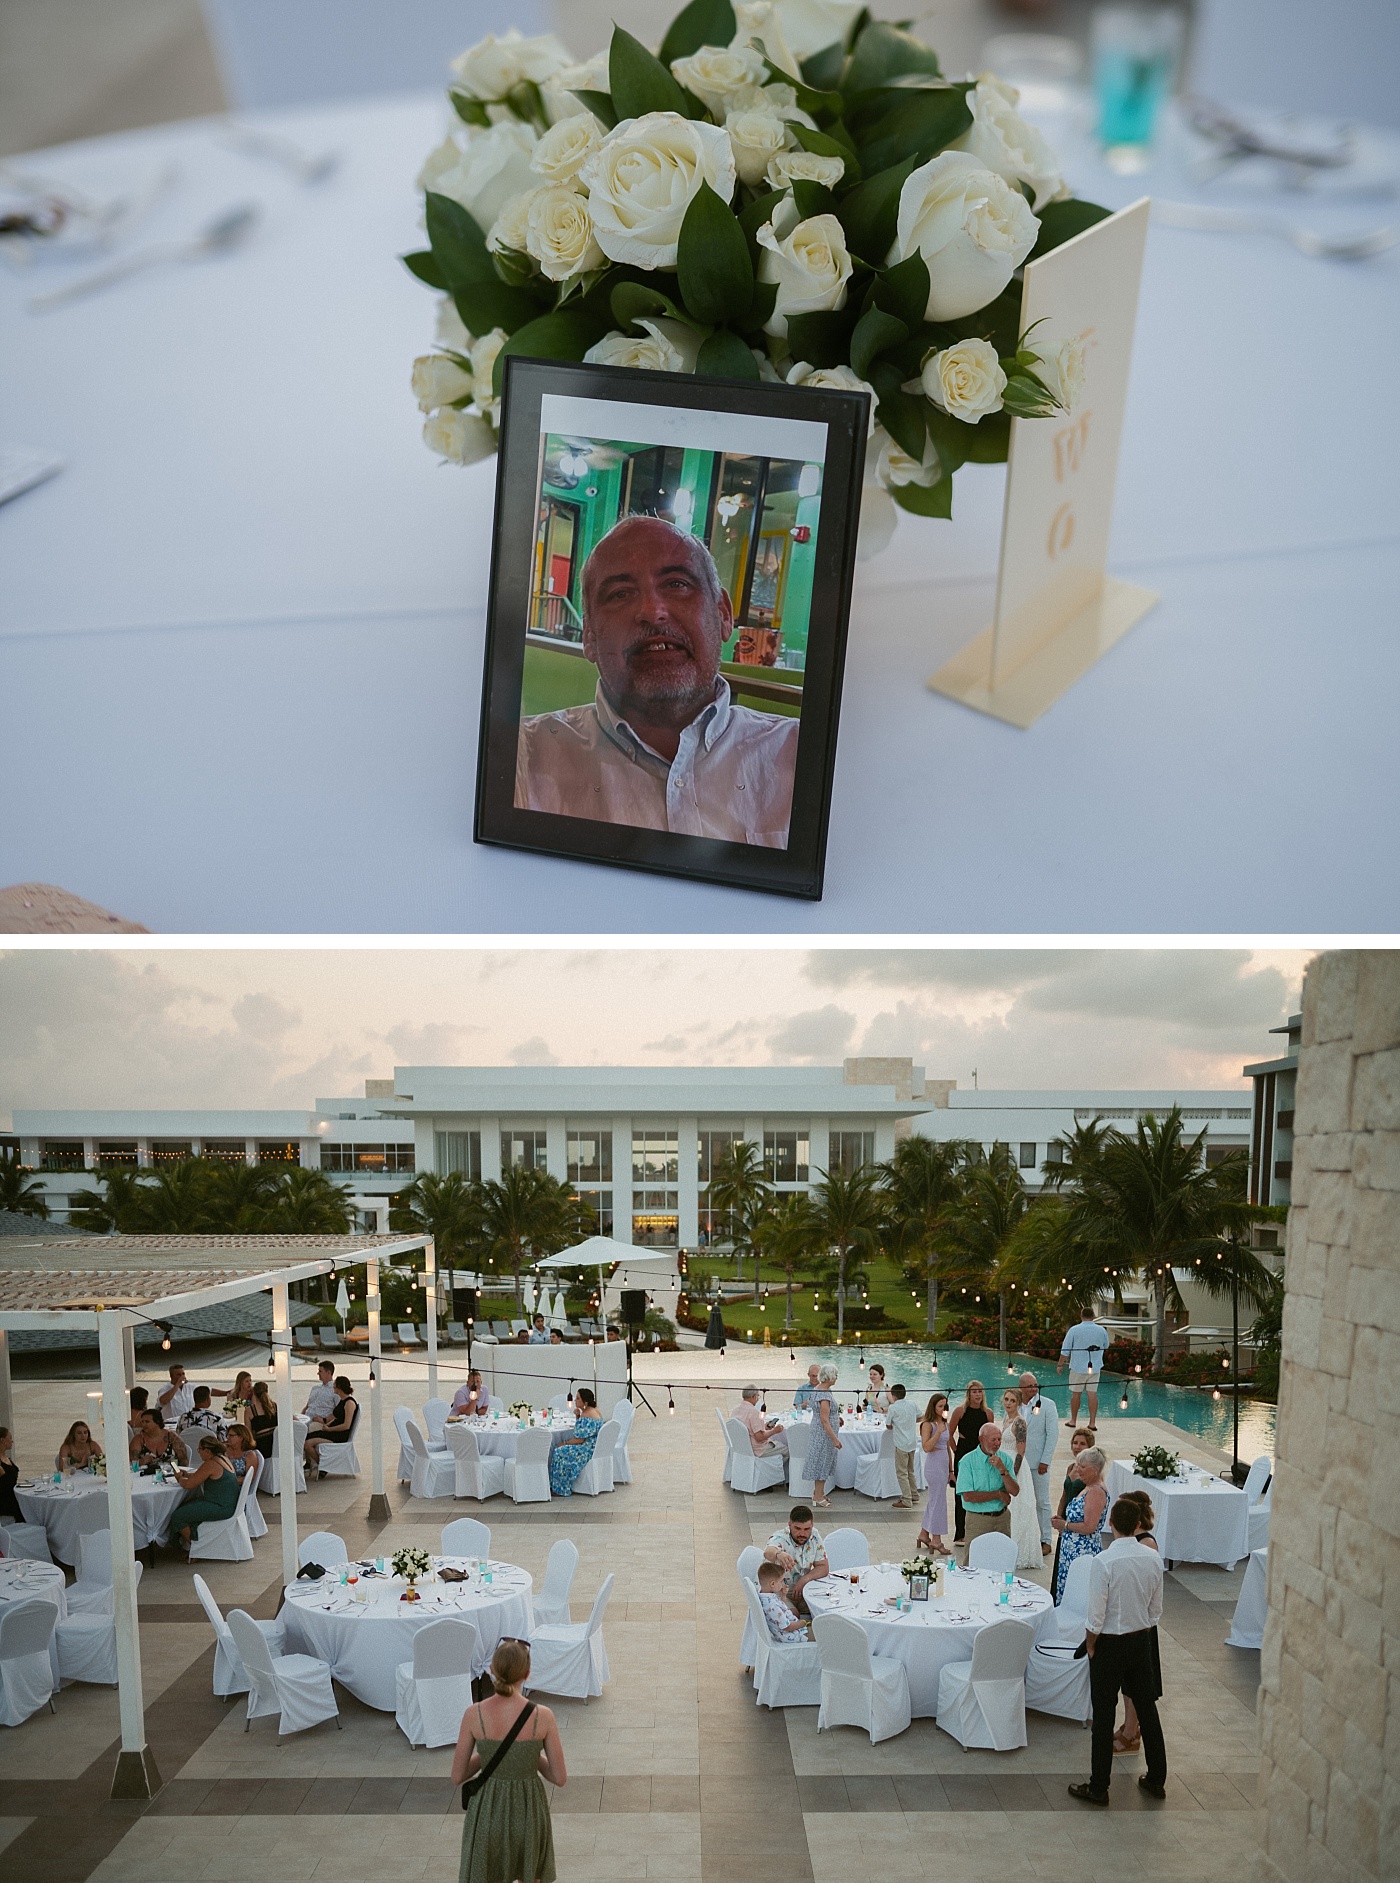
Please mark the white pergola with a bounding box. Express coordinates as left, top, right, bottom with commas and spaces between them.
0, 1230, 438, 1799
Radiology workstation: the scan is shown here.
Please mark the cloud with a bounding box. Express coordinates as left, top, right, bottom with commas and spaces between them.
806, 950, 1075, 992
768, 1005, 857, 1061
507, 1036, 559, 1066
383, 1020, 484, 1064
231, 993, 301, 1040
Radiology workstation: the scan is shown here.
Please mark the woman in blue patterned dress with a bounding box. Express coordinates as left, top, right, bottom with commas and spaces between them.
804, 1366, 841, 1509
1051, 1447, 1109, 1602
548, 1388, 603, 1497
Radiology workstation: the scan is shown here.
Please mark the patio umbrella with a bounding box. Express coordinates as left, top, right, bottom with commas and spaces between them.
335, 1278, 351, 1322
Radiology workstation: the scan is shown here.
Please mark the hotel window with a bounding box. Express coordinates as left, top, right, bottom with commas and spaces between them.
40, 1140, 85, 1171
150, 1140, 193, 1165
0, 1137, 19, 1162
96, 1141, 139, 1167
697, 1128, 744, 1181
697, 1198, 738, 1247
201, 1139, 249, 1165
501, 1128, 548, 1172
632, 1191, 679, 1245
1019, 1142, 1037, 1168
1044, 1141, 1065, 1167
763, 1129, 809, 1184
574, 1189, 614, 1235
322, 1143, 416, 1174
257, 1140, 300, 1165
827, 1130, 874, 1175
568, 1129, 612, 1183
632, 1129, 678, 1183
435, 1131, 481, 1180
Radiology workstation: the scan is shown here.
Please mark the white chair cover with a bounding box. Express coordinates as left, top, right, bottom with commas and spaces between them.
813, 1612, 911, 1741
422, 1399, 451, 1446
1226, 1545, 1269, 1649
55, 1560, 144, 1687
968, 1532, 1018, 1575
743, 1578, 822, 1708
726, 1419, 786, 1495
1247, 1492, 1271, 1552
228, 1608, 340, 1738
527, 1573, 614, 1700
394, 1406, 417, 1484
67, 1529, 115, 1614
573, 1421, 619, 1497
0, 1522, 53, 1563
394, 1616, 479, 1747
446, 1425, 507, 1502
407, 1420, 456, 1500
853, 1426, 901, 1500
503, 1428, 552, 1504
611, 1399, 635, 1484
533, 1539, 578, 1627
547, 1395, 569, 1415
244, 1455, 269, 1539
1240, 1457, 1271, 1505
716, 1406, 735, 1484
823, 1528, 870, 1573
935, 1617, 1034, 1750
737, 1547, 763, 1667
0, 1597, 58, 1725
193, 1573, 286, 1697
441, 1517, 491, 1559
317, 1404, 361, 1477
298, 1530, 348, 1567
1024, 1639, 1092, 1721
265, 1418, 309, 1495
188, 1463, 257, 1562
785, 1421, 816, 1499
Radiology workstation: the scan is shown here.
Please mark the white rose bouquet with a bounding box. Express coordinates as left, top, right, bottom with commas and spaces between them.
391, 1545, 433, 1581
405, 4, 1108, 522
507, 1401, 535, 1422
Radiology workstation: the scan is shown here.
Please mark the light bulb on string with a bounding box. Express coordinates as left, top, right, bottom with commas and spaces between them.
668, 1387, 675, 1415
1120, 1389, 1129, 1410
1212, 1386, 1221, 1401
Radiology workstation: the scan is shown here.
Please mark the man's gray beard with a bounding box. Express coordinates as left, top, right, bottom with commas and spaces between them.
606, 666, 719, 723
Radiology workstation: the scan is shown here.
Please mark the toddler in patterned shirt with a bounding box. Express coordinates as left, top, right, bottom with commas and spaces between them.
757, 1560, 813, 1642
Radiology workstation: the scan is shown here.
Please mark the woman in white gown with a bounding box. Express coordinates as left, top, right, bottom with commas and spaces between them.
1000, 1388, 1043, 1571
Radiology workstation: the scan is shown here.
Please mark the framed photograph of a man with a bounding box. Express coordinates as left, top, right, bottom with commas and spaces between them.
474, 358, 868, 900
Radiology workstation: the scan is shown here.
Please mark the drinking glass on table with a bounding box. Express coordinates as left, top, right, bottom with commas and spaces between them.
1090, 3, 1185, 171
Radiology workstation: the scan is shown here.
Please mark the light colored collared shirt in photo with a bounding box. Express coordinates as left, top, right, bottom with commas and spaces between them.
515, 677, 799, 846
888, 1397, 920, 1451
303, 1382, 338, 1421
1087, 1537, 1164, 1636
1061, 1321, 1109, 1368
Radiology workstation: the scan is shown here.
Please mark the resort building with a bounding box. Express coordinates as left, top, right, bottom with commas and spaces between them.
1244, 1012, 1301, 1206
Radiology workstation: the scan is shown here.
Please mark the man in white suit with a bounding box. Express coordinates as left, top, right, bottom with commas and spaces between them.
1018, 1372, 1058, 1557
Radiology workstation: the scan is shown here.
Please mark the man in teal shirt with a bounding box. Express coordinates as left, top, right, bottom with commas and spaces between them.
955, 1423, 1019, 1550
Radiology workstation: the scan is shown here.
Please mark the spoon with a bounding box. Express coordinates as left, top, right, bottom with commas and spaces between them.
28, 203, 261, 310
1153, 199, 1398, 260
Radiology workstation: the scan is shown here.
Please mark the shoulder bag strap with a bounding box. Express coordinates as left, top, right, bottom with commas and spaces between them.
473, 1702, 536, 1790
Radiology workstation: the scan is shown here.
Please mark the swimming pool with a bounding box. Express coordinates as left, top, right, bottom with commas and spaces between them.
790, 1341, 1276, 1459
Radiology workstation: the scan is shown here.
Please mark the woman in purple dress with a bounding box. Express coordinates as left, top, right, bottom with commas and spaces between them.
916, 1392, 952, 1555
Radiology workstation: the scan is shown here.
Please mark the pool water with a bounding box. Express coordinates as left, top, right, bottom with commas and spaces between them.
791, 1342, 1276, 1460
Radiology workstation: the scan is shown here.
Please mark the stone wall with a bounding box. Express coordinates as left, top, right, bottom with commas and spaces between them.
1255, 949, 1400, 1882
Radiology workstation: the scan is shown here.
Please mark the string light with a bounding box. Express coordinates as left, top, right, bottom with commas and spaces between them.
1120, 1388, 1129, 1410
667, 1387, 675, 1414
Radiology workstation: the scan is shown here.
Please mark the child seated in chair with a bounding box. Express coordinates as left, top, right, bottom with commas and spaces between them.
757, 1560, 813, 1643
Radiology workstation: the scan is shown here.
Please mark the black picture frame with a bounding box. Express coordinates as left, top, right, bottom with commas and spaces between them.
909, 1573, 929, 1602
474, 356, 869, 901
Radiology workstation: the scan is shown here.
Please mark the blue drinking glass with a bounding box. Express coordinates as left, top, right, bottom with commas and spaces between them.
1091, 5, 1185, 162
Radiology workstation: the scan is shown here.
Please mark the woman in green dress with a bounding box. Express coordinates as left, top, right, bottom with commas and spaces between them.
170, 1436, 240, 1551
451, 1638, 566, 1883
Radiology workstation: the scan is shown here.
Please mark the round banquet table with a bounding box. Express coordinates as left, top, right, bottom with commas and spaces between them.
1, 94, 1397, 933
15, 1475, 188, 1564
805, 1563, 1055, 1718
0, 1559, 68, 1682
1105, 1458, 1249, 1568
447, 1411, 575, 1459
775, 1409, 887, 1491
278, 1556, 533, 1710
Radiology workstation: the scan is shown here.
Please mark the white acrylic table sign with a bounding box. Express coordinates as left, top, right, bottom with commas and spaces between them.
928, 198, 1155, 729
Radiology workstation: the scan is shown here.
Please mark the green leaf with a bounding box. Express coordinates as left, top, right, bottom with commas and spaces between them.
741, 278, 778, 333
493, 309, 612, 395
610, 278, 689, 329
659, 0, 737, 66
854, 85, 972, 175
836, 154, 918, 264
784, 307, 857, 368
678, 182, 754, 326
868, 361, 926, 460
610, 25, 693, 121
492, 246, 536, 289
791, 178, 838, 221
739, 189, 786, 244
792, 122, 860, 182
572, 88, 619, 129
923, 405, 971, 477
695, 328, 761, 379
448, 91, 490, 128
891, 473, 953, 518
402, 249, 446, 290
503, 79, 545, 126
844, 21, 941, 93
873, 251, 929, 330
850, 305, 907, 378
424, 190, 498, 288
452, 278, 542, 338
754, 47, 844, 122
799, 42, 846, 93
960, 410, 1011, 461
1030, 197, 1113, 261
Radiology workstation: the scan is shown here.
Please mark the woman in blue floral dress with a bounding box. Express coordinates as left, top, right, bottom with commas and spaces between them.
1052, 1447, 1110, 1602
548, 1388, 603, 1497
804, 1365, 841, 1508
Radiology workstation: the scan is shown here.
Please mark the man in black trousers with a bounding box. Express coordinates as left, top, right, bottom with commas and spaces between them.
1069, 1497, 1167, 1806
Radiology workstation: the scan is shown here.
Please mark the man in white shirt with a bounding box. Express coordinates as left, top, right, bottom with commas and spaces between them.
514, 517, 799, 846
302, 1360, 338, 1427
528, 1314, 550, 1344
156, 1364, 194, 1424
735, 1386, 787, 1456
1018, 1372, 1058, 1556
1059, 1306, 1109, 1431
1069, 1498, 1167, 1807
888, 1383, 921, 1509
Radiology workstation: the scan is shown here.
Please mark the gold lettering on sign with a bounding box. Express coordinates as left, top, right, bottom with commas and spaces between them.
1047, 504, 1075, 559
1053, 410, 1092, 483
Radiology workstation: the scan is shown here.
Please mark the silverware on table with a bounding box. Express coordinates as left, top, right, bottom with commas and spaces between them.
221, 124, 340, 184
1153, 199, 1398, 260
28, 202, 261, 310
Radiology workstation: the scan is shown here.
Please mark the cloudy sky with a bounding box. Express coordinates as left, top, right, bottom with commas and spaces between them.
0, 947, 1311, 1120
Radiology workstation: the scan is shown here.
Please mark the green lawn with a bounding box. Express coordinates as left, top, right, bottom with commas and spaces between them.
684, 1251, 975, 1342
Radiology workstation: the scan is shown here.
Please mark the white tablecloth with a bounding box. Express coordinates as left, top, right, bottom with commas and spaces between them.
278, 1556, 533, 1710
777, 1410, 887, 1491
1105, 1460, 1250, 1567
2, 97, 1397, 932
15, 1476, 187, 1563
806, 1563, 1054, 1717
1225, 1545, 1269, 1650
0, 1559, 68, 1682
447, 1413, 574, 1460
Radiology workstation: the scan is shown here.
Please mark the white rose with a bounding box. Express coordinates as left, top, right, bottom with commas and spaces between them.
757, 211, 853, 339
434, 120, 539, 233
541, 53, 611, 122
876, 425, 942, 490
731, 2, 800, 78
581, 112, 736, 270
953, 78, 1064, 213
893, 149, 1039, 321
487, 187, 542, 255
770, 0, 866, 62
470, 329, 507, 410
1038, 334, 1086, 411
921, 337, 1006, 423
530, 112, 602, 185
786, 360, 877, 430
423, 407, 498, 464
726, 106, 794, 188
417, 135, 463, 195
526, 185, 604, 280
584, 317, 703, 374
450, 29, 573, 101
411, 353, 474, 412
766, 147, 846, 192
671, 44, 767, 115
434, 297, 473, 351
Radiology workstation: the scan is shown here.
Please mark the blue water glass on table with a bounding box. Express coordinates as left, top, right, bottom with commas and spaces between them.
1091, 3, 1185, 170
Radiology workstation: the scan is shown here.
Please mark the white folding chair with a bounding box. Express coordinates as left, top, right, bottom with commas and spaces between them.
503, 1427, 553, 1504
1242, 1456, 1272, 1550
298, 1531, 348, 1567
441, 1517, 491, 1559
968, 1532, 1018, 1575
0, 1598, 59, 1725
936, 1617, 1034, 1750
407, 1420, 456, 1500
573, 1420, 619, 1497
726, 1419, 786, 1495
227, 1608, 340, 1741
54, 1562, 143, 1685
422, 1398, 451, 1446
67, 1530, 116, 1614
0, 1522, 53, 1563
533, 1539, 578, 1627
1248, 1488, 1271, 1552
316, 1404, 362, 1478
853, 1427, 901, 1500
394, 1617, 479, 1747
737, 1546, 764, 1668
264, 1419, 308, 1495
716, 1406, 735, 1484
188, 1464, 257, 1562
244, 1455, 269, 1539
786, 1421, 816, 1500
193, 1573, 286, 1698
823, 1528, 870, 1573
526, 1573, 613, 1700
446, 1425, 506, 1502
743, 1578, 822, 1708
1240, 1456, 1271, 1505
394, 1406, 418, 1484
813, 1611, 910, 1741
611, 1399, 635, 1484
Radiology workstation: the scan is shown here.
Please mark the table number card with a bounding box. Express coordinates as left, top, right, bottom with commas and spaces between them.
929, 199, 1155, 729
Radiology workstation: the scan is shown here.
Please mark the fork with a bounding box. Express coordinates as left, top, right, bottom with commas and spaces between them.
1153, 199, 1398, 260
28, 202, 260, 309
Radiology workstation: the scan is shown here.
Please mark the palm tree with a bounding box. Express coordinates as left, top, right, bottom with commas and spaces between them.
259, 1167, 353, 1233
471, 1165, 579, 1311
137, 1159, 220, 1232
753, 1191, 819, 1330
950, 1144, 1028, 1351
879, 1136, 973, 1334
390, 1170, 482, 1267
68, 1166, 153, 1233
808, 1164, 883, 1341
704, 1140, 773, 1289
1041, 1117, 1115, 1190
201, 1160, 279, 1230
0, 1152, 48, 1219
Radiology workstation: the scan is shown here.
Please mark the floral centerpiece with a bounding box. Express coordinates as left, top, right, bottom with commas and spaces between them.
392, 1544, 433, 1600
1131, 1444, 1182, 1481
405, 0, 1107, 551
507, 1400, 535, 1423
899, 1552, 936, 1582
